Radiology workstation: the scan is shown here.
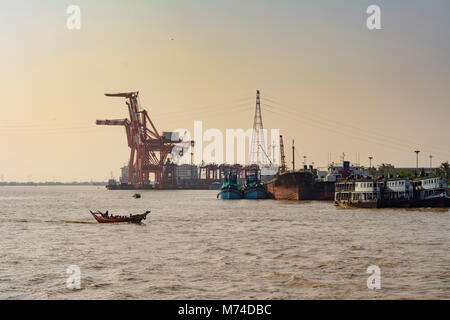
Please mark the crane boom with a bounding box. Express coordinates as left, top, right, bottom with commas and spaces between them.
96, 91, 181, 186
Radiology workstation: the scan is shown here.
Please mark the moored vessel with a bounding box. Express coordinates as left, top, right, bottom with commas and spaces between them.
334, 176, 450, 208
266, 171, 335, 201
217, 173, 242, 200
106, 180, 154, 190
334, 179, 379, 208
243, 171, 267, 199
411, 177, 450, 208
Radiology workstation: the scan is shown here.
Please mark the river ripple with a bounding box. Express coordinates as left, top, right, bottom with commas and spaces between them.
0, 186, 448, 299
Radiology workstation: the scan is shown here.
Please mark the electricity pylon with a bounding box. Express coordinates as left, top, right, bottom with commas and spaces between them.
249, 90, 267, 165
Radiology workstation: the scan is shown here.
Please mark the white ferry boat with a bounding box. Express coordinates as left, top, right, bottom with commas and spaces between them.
335, 176, 449, 208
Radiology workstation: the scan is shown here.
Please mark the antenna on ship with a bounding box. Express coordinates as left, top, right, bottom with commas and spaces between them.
340, 152, 346, 164
250, 90, 267, 166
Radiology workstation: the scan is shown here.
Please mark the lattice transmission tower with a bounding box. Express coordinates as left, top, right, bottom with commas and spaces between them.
249, 90, 268, 165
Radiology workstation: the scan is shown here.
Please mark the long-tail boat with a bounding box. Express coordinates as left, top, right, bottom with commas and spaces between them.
90, 210, 150, 223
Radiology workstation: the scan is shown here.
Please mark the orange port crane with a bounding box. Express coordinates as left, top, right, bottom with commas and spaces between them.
96, 92, 181, 186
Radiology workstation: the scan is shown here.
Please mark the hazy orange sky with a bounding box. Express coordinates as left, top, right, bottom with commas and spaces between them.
1, 0, 449, 181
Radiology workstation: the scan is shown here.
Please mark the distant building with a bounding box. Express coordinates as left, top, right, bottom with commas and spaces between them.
120, 165, 136, 184
324, 165, 370, 182
378, 164, 395, 170
176, 164, 199, 181
392, 167, 435, 175
120, 165, 128, 183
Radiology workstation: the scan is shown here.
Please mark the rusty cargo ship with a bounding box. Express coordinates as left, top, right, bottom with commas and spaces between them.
266, 171, 335, 201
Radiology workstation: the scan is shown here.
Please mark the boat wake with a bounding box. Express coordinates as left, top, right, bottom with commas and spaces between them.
57, 220, 99, 224
1, 218, 98, 224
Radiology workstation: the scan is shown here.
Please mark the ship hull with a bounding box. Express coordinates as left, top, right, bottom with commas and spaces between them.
410, 196, 450, 208
217, 188, 242, 200
106, 184, 153, 190
335, 200, 378, 209
243, 186, 267, 199
336, 197, 450, 209
266, 172, 334, 200
378, 199, 412, 208
336, 199, 414, 208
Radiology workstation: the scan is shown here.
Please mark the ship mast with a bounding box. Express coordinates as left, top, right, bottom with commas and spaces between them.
292, 139, 295, 172
280, 135, 287, 174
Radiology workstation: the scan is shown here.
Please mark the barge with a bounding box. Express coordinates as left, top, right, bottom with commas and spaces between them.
265, 171, 335, 201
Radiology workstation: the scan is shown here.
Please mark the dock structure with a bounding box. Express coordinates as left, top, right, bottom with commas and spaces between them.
99, 90, 278, 190
107, 162, 269, 190
96, 92, 191, 187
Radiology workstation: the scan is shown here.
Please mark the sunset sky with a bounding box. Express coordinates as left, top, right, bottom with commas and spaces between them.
1, 0, 449, 181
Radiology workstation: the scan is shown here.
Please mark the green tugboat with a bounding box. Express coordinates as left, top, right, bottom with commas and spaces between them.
243, 170, 267, 199
217, 173, 242, 199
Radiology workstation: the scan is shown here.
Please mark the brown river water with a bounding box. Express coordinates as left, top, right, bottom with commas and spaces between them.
0, 186, 448, 299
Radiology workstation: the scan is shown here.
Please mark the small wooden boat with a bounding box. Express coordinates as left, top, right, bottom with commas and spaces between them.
133, 193, 141, 199
90, 210, 150, 224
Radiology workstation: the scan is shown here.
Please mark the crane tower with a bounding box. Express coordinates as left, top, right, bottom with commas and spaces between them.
96, 92, 182, 187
